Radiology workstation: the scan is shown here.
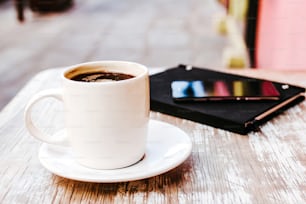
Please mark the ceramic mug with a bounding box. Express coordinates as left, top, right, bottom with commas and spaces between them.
24, 61, 150, 169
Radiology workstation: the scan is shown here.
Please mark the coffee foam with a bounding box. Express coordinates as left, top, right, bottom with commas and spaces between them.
70, 71, 134, 82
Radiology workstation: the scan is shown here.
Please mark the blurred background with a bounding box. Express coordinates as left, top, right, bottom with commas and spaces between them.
1, 0, 306, 110
0, 0, 231, 110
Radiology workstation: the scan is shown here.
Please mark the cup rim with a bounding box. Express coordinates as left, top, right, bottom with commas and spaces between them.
62, 61, 148, 85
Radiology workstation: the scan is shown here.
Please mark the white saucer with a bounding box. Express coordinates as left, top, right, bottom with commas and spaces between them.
38, 120, 192, 183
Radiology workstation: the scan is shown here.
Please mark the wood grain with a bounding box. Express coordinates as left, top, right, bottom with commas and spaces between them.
1, 68, 306, 203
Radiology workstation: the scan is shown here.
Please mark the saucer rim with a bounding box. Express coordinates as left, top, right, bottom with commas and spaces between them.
38, 119, 192, 183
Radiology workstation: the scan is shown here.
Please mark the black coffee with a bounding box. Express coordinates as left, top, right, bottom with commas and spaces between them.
70, 71, 135, 82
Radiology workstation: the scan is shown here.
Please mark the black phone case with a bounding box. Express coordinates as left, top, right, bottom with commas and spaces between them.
150, 65, 305, 134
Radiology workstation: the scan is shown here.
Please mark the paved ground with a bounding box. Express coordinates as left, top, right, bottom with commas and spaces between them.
0, 0, 227, 110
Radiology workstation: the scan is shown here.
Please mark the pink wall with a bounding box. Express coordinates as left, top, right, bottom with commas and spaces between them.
256, 0, 306, 70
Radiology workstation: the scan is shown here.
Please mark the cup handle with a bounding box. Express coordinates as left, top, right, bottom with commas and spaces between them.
24, 89, 69, 146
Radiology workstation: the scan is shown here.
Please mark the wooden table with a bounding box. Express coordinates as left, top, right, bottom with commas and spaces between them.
1, 67, 306, 203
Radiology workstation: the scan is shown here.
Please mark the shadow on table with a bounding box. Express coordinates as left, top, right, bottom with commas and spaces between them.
51, 159, 193, 200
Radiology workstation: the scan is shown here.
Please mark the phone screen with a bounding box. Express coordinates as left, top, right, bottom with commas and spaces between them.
171, 80, 281, 101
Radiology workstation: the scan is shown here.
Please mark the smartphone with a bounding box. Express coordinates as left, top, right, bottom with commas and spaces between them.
171, 80, 281, 102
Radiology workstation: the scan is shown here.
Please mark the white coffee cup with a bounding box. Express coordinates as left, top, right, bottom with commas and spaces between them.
24, 61, 150, 169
